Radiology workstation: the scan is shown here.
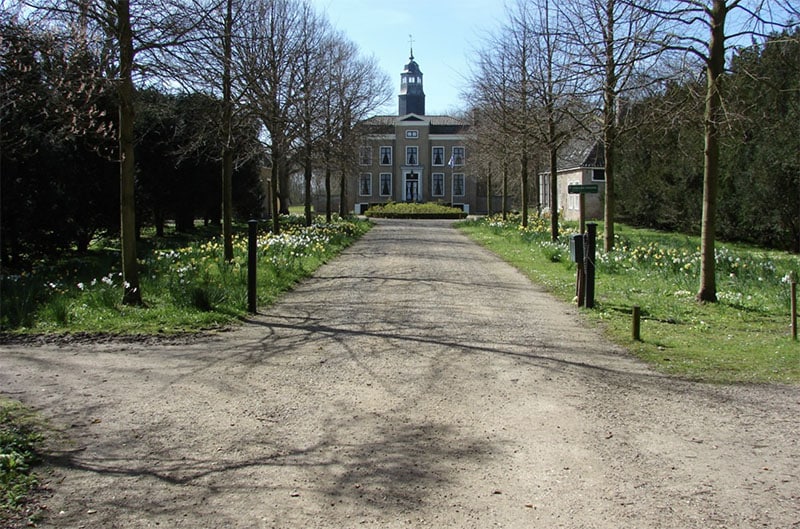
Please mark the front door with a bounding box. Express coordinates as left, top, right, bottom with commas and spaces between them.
405, 171, 419, 202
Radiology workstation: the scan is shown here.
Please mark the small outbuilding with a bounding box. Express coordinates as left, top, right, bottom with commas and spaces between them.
539, 140, 605, 221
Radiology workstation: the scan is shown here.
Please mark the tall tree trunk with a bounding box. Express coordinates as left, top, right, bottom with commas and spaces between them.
278, 163, 290, 215
155, 208, 164, 237
221, 0, 234, 261
117, 0, 141, 305
603, 0, 617, 253
325, 164, 332, 222
271, 151, 281, 235
338, 168, 347, 217
502, 158, 509, 220
304, 144, 313, 226
549, 144, 559, 242
521, 149, 529, 228
323, 120, 333, 222
698, 0, 727, 302
533, 153, 541, 216
486, 161, 493, 216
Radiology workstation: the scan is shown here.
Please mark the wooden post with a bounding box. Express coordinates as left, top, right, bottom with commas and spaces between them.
632, 305, 641, 341
792, 281, 797, 341
576, 215, 586, 306
247, 220, 258, 314
584, 223, 597, 309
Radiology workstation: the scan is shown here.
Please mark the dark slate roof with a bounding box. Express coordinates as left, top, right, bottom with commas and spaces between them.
558, 139, 604, 169
360, 114, 470, 134
404, 57, 422, 75
360, 115, 399, 126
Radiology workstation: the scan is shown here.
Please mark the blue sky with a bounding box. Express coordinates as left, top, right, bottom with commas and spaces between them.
310, 0, 505, 116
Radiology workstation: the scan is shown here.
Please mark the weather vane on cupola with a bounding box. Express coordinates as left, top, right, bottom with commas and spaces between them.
408, 34, 414, 60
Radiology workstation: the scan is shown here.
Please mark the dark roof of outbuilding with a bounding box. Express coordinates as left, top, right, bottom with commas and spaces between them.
558, 139, 604, 169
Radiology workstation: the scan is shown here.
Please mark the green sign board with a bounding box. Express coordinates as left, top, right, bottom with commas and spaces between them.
567, 184, 599, 194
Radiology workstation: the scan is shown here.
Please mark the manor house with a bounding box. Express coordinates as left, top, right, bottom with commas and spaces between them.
351, 49, 479, 214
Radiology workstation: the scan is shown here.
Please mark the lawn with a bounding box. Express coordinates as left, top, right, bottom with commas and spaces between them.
1, 215, 371, 334
458, 215, 799, 384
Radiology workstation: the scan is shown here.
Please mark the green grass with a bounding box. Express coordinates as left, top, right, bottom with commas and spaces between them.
458, 215, 800, 384
1, 215, 371, 334
0, 398, 44, 526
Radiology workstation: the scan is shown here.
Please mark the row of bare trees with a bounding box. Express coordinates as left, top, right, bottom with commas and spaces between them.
4, 0, 391, 304
466, 0, 797, 302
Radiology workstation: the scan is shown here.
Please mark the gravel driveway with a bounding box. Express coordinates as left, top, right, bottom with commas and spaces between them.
1, 218, 798, 528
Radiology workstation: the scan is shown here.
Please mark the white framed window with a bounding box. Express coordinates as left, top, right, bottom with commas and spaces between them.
539, 174, 550, 208
568, 180, 580, 210
405, 129, 419, 139
452, 173, 465, 197
406, 146, 418, 165
450, 146, 465, 166
359, 146, 372, 166
432, 173, 445, 197
432, 146, 445, 166
379, 173, 392, 196
379, 146, 392, 166
359, 173, 372, 196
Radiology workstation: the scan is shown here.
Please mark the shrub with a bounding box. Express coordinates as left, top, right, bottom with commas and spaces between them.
365, 202, 467, 219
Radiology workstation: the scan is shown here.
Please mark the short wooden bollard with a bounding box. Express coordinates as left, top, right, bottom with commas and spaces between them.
792, 281, 797, 341
632, 305, 641, 341
247, 219, 258, 314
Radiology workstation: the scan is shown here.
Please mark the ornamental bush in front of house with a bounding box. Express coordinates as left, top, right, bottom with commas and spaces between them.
364, 202, 468, 219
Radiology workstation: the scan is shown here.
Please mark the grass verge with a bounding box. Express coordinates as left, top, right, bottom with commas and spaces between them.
1, 215, 371, 334
0, 398, 45, 527
458, 215, 799, 384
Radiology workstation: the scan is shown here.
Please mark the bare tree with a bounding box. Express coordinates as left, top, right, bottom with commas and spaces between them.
643, 0, 797, 301
467, 35, 519, 220
234, 0, 305, 234
162, 0, 274, 259
294, 3, 329, 226
526, 0, 582, 241
319, 34, 348, 222
471, 0, 547, 228
562, 0, 665, 252
319, 35, 390, 218
23, 0, 202, 304
221, 0, 234, 257
505, 1, 537, 228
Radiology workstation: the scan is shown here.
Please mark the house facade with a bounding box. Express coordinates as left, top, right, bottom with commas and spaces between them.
351, 50, 477, 214
539, 140, 605, 221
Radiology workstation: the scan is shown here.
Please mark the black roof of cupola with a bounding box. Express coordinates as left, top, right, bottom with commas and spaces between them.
398, 43, 425, 116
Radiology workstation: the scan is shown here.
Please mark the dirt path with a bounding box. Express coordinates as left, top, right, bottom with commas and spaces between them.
2, 219, 799, 529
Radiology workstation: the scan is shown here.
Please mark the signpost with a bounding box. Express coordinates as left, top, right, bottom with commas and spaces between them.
567, 184, 599, 194
568, 184, 599, 308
